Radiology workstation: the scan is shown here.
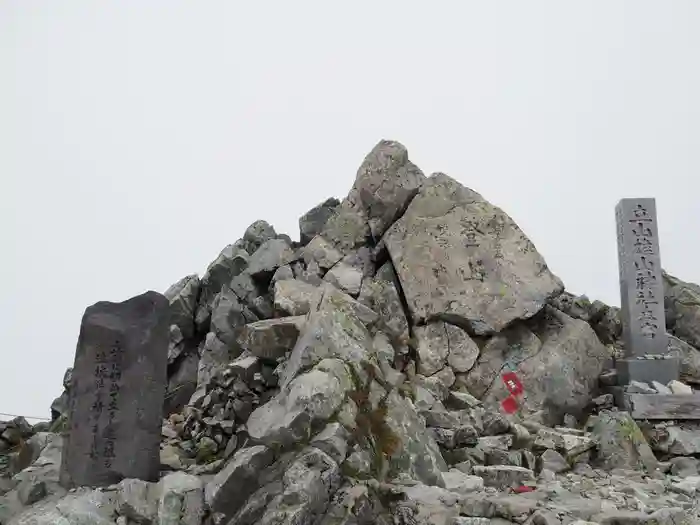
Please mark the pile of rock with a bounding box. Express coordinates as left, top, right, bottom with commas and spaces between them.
3, 139, 700, 524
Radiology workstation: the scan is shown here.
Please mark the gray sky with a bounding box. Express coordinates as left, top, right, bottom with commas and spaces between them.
2, 2, 699, 422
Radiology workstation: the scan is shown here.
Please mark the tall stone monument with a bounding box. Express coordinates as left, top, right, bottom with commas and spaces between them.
615, 198, 679, 385
59, 290, 170, 488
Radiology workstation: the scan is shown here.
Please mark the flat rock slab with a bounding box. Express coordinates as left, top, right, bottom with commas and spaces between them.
384, 172, 563, 335
624, 393, 700, 420
60, 291, 170, 488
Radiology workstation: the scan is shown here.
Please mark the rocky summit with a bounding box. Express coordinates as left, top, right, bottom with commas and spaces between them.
2, 140, 700, 525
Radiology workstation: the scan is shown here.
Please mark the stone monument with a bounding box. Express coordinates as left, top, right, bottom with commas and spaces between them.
59, 290, 170, 488
615, 198, 679, 385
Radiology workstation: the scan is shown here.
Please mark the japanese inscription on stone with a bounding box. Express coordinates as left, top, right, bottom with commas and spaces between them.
60, 290, 170, 489
615, 198, 668, 358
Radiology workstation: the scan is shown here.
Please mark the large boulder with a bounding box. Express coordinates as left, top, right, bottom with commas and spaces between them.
299, 198, 341, 246
663, 271, 700, 349
320, 140, 426, 252
164, 274, 201, 340
279, 286, 378, 388
588, 410, 658, 473
464, 306, 609, 424
246, 365, 352, 450
384, 172, 563, 335
346, 139, 426, 240
195, 245, 249, 332
382, 390, 448, 487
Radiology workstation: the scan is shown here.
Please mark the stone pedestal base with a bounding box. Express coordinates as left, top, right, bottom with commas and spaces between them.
622, 393, 700, 420
615, 357, 680, 386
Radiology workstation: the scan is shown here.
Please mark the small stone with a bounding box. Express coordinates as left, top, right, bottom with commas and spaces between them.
196, 437, 219, 462
447, 391, 482, 409
472, 465, 535, 489
477, 435, 513, 451
310, 422, 350, 464
539, 449, 569, 474
669, 456, 700, 477
651, 380, 672, 394
442, 469, 484, 493
668, 380, 693, 395
273, 279, 318, 316
627, 380, 656, 394
17, 479, 47, 506
670, 476, 700, 496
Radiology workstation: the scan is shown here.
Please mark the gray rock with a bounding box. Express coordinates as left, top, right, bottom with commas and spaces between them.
273, 279, 318, 316
324, 261, 363, 297
164, 349, 199, 416
195, 245, 249, 331
467, 307, 609, 424
651, 381, 672, 394
279, 285, 378, 387
396, 483, 463, 525
16, 479, 46, 506
188, 332, 232, 407
533, 428, 595, 459
627, 380, 656, 394
668, 456, 700, 477
664, 425, 700, 456
471, 465, 535, 489
345, 139, 426, 240
299, 197, 341, 246
164, 274, 201, 340
539, 449, 569, 474
588, 410, 657, 473
663, 271, 700, 348
384, 172, 563, 335
247, 238, 296, 281
210, 285, 259, 346
60, 291, 169, 489
228, 447, 342, 525
7, 488, 117, 525
414, 321, 480, 377
383, 390, 448, 487
357, 267, 410, 348
668, 334, 700, 386
243, 220, 277, 254
310, 422, 350, 464
247, 366, 351, 449
205, 445, 275, 519
235, 317, 303, 362
157, 472, 204, 525
302, 235, 345, 270
668, 379, 693, 395
442, 469, 484, 493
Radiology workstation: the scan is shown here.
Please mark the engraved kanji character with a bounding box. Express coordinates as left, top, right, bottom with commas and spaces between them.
631, 222, 653, 238
635, 272, 657, 290
634, 256, 655, 272
630, 203, 652, 221
640, 320, 658, 338
91, 397, 104, 413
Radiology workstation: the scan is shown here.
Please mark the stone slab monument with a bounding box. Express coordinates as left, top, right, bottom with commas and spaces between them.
615, 197, 679, 385
59, 290, 170, 488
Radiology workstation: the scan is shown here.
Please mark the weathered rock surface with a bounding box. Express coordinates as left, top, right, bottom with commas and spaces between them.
384, 172, 564, 335
466, 306, 609, 424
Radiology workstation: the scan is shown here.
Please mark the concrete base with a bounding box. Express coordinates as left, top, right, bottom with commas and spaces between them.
615, 357, 680, 386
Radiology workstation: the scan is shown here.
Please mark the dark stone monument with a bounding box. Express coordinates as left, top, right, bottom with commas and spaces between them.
59, 291, 170, 488
615, 198, 679, 385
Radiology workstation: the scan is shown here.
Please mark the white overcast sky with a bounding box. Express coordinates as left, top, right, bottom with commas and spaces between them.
1, 2, 699, 421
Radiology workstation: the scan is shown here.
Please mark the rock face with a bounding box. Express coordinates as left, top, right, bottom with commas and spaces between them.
384, 172, 564, 335
4, 139, 700, 525
59, 291, 170, 489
